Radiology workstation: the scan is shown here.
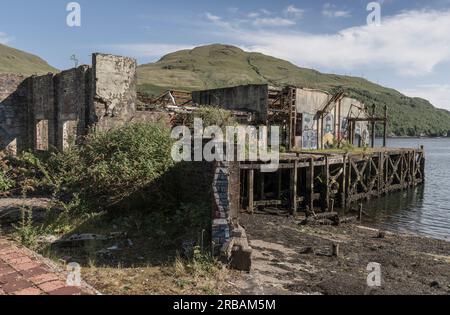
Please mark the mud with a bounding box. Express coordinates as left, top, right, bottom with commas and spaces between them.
231, 213, 450, 295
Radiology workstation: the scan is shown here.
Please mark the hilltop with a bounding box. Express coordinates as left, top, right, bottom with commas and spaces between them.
0, 43, 58, 76
138, 44, 450, 136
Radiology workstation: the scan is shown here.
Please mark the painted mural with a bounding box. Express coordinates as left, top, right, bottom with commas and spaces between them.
323, 113, 334, 148
302, 113, 318, 150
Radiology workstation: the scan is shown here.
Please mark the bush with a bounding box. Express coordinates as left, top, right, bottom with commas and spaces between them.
174, 106, 236, 129
46, 122, 175, 210
0, 152, 13, 193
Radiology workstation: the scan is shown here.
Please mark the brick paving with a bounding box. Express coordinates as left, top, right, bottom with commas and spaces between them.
0, 238, 91, 295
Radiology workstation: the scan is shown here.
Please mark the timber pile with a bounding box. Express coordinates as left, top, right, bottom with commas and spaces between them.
300, 212, 357, 226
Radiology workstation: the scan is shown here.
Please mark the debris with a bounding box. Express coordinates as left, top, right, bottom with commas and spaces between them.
299, 246, 314, 254
331, 243, 340, 257
430, 281, 441, 289
221, 225, 252, 272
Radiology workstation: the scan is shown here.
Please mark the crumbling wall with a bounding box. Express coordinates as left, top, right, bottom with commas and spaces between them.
54, 66, 90, 151
193, 84, 269, 122
29, 74, 55, 150
296, 88, 330, 114
0, 74, 29, 155
212, 162, 251, 271
92, 53, 137, 131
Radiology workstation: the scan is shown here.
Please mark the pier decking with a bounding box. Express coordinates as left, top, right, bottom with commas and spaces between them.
239, 147, 425, 214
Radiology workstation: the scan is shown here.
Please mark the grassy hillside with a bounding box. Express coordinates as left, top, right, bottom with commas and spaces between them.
138, 44, 450, 137
0, 44, 58, 76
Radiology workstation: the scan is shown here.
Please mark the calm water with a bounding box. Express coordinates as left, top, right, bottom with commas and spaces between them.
360, 138, 450, 241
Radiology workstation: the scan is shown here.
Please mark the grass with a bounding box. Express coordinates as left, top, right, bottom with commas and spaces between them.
0, 43, 58, 76
137, 44, 450, 137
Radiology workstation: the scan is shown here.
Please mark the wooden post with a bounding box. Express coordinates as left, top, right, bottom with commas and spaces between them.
371, 104, 376, 148
277, 170, 282, 199
323, 156, 330, 211
341, 154, 347, 208
320, 116, 324, 149
248, 169, 254, 213
291, 160, 298, 215
378, 152, 384, 195
260, 172, 265, 201
383, 105, 388, 147
307, 157, 315, 212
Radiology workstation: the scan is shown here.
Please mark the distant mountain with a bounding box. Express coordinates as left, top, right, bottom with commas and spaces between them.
138, 44, 450, 137
0, 44, 58, 76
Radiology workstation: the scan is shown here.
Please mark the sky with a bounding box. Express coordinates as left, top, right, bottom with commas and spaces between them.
0, 0, 450, 110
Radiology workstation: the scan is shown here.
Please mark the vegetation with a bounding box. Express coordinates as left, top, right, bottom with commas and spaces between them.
0, 43, 58, 76
0, 119, 234, 294
138, 44, 450, 137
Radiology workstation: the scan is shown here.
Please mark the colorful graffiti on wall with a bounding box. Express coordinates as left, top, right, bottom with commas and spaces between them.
302, 113, 318, 150
322, 113, 334, 148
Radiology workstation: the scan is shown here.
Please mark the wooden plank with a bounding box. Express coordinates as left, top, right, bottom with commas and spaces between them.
248, 170, 254, 212
323, 156, 330, 211
291, 160, 298, 215
307, 157, 314, 212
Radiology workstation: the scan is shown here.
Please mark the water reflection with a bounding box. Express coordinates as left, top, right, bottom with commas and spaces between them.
358, 138, 450, 241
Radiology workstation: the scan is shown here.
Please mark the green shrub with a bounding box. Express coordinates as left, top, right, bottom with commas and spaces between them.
0, 152, 13, 193
0, 169, 13, 192
175, 106, 236, 129
46, 122, 175, 210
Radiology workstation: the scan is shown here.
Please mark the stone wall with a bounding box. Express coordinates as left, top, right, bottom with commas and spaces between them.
0, 74, 29, 155
192, 84, 269, 122
29, 74, 54, 151
54, 66, 90, 150
92, 53, 137, 132
0, 53, 138, 154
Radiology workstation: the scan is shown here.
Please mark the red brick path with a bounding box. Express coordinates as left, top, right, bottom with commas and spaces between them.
0, 238, 89, 295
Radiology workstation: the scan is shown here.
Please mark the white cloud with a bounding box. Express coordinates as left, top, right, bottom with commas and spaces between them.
260, 9, 272, 16
204, 9, 450, 76
402, 84, 450, 110
205, 12, 234, 29
284, 5, 305, 19
0, 32, 12, 44
322, 3, 351, 18
253, 17, 296, 27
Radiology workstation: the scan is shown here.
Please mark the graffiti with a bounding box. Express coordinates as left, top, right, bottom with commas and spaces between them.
323, 114, 334, 148
302, 113, 317, 150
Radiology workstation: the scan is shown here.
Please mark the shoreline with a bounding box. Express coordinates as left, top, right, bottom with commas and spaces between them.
233, 213, 450, 295
1, 198, 450, 295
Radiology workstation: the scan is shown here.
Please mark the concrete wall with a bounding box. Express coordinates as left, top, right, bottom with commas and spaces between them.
54, 66, 90, 150
92, 53, 137, 132
295, 88, 369, 148
0, 74, 29, 155
0, 53, 138, 154
192, 84, 269, 122
29, 74, 55, 150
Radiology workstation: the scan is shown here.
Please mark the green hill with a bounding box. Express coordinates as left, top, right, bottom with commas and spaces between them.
0, 44, 58, 76
138, 44, 450, 137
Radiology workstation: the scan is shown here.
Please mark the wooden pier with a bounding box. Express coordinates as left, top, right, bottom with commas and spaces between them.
239, 147, 425, 214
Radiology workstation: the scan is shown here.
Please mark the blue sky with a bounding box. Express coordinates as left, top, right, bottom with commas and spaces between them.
1, 0, 450, 109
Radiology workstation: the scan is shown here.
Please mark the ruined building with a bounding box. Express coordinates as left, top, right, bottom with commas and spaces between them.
193, 84, 380, 150
0, 53, 137, 155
